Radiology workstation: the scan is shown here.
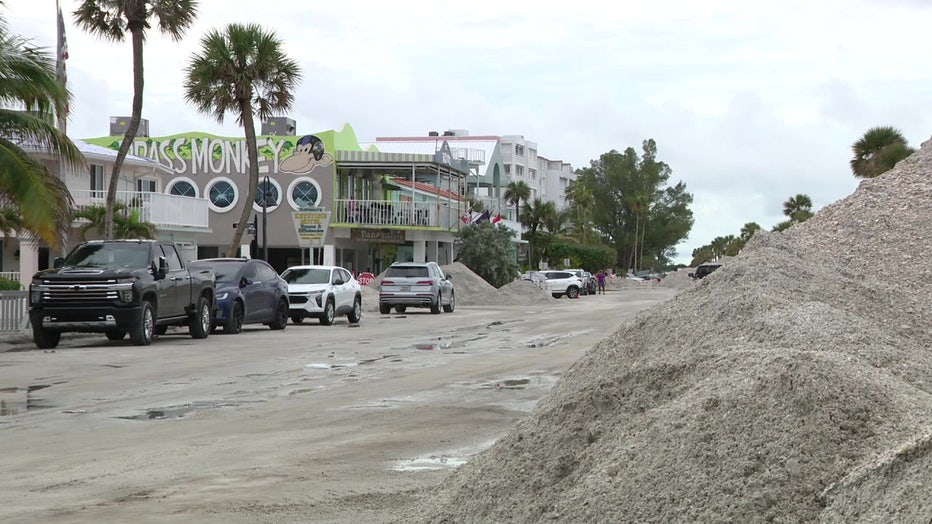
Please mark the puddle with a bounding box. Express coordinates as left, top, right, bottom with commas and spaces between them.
480, 378, 532, 390
391, 440, 497, 472
0, 385, 52, 416
115, 400, 258, 421
412, 337, 464, 351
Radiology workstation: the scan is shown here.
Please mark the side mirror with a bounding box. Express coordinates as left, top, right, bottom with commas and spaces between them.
156, 256, 169, 279
53, 257, 64, 269
333, 278, 345, 286
240, 277, 249, 288
150, 260, 165, 280
445, 274, 453, 281
687, 273, 695, 279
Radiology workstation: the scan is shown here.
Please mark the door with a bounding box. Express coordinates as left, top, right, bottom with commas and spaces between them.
158, 244, 187, 317
333, 268, 352, 311
239, 262, 265, 322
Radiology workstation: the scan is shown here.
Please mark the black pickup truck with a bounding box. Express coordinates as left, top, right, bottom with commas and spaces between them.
28, 240, 216, 349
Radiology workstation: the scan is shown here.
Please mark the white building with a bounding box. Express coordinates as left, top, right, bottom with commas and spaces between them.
498, 134, 576, 209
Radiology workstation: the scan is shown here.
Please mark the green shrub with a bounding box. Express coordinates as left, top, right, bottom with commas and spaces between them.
0, 276, 22, 290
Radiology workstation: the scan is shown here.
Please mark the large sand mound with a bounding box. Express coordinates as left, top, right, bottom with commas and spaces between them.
400, 140, 932, 522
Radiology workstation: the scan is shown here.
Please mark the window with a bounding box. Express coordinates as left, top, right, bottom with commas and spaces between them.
287, 177, 322, 211
516, 165, 524, 176
90, 164, 104, 198
515, 144, 525, 156
137, 179, 157, 193
252, 178, 282, 213
504, 165, 511, 175
257, 263, 278, 281
206, 177, 238, 213
529, 168, 537, 180
167, 178, 198, 198
159, 244, 182, 270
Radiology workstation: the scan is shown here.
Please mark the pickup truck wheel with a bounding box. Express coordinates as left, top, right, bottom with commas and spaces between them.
269, 299, 288, 330
225, 300, 244, 334
105, 330, 126, 341
319, 299, 335, 326
33, 326, 61, 349
130, 301, 155, 346
189, 296, 211, 339
347, 296, 362, 323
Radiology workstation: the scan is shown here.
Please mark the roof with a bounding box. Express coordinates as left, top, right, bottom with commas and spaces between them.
366, 137, 501, 179
384, 176, 465, 202
282, 265, 344, 271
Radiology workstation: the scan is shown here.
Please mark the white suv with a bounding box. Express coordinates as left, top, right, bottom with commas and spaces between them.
280, 265, 362, 325
542, 270, 584, 299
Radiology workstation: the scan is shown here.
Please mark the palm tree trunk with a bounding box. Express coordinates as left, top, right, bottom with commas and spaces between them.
632, 213, 640, 272
229, 103, 259, 256
105, 28, 145, 240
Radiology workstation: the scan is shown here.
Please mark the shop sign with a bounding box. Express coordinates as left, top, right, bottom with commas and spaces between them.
292, 209, 331, 247
350, 228, 405, 244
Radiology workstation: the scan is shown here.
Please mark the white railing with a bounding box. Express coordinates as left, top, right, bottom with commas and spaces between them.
0, 271, 21, 283
0, 291, 29, 331
71, 190, 210, 229
332, 199, 463, 230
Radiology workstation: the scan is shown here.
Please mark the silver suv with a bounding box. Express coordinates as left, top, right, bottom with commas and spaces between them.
542, 270, 584, 299
379, 262, 455, 314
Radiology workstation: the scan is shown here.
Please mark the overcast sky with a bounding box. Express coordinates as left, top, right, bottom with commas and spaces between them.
7, 0, 932, 264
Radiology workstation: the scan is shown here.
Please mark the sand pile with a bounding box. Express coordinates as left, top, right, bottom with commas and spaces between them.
658, 267, 695, 290
498, 279, 554, 305
401, 141, 932, 522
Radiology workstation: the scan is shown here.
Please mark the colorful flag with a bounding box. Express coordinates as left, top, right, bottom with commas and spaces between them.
473, 209, 491, 224
461, 212, 471, 224
55, 0, 69, 133
491, 212, 502, 224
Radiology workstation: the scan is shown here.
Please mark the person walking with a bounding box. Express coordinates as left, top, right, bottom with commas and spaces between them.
596, 269, 606, 295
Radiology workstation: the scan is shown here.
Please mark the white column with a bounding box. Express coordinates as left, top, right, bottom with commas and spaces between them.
427, 241, 439, 263
412, 240, 426, 263
18, 235, 40, 289
323, 244, 336, 266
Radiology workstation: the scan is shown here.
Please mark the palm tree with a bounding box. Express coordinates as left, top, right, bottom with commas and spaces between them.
0, 16, 81, 248
74, 0, 199, 240
850, 126, 915, 179
564, 182, 593, 243
184, 23, 301, 257
626, 192, 649, 271
739, 222, 761, 242
782, 193, 813, 223
504, 180, 531, 223
73, 202, 155, 239
520, 198, 556, 268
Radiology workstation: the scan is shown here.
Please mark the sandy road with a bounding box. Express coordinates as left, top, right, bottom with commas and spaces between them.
0, 286, 675, 523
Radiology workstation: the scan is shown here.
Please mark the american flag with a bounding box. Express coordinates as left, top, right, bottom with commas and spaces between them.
55, 0, 69, 133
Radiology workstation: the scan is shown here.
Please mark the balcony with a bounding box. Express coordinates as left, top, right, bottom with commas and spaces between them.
332, 199, 463, 230
71, 190, 210, 229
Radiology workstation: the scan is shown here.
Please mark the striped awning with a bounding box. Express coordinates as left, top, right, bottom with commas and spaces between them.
336, 150, 434, 163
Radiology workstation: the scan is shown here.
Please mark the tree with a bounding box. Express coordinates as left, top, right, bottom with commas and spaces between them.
184, 23, 301, 257
564, 181, 594, 243
575, 140, 693, 270
739, 222, 761, 242
73, 203, 155, 239
74, 0, 199, 240
453, 222, 519, 288
503, 180, 531, 223
0, 15, 81, 248
782, 193, 813, 223
850, 126, 915, 179
520, 198, 556, 269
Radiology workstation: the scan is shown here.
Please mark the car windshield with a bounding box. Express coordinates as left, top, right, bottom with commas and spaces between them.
281, 268, 330, 284
190, 262, 241, 284
385, 266, 429, 278
63, 243, 150, 269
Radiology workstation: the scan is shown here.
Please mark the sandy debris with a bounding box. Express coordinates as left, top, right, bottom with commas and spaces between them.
359, 261, 553, 311
658, 267, 696, 290
400, 140, 932, 522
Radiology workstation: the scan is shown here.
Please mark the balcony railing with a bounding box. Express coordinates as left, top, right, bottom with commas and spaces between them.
332, 199, 463, 230
71, 190, 210, 229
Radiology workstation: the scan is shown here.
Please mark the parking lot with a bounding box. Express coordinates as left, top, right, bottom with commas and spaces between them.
0, 286, 675, 523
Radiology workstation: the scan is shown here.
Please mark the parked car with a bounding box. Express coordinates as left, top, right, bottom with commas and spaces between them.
541, 270, 584, 299
280, 265, 362, 325
689, 262, 722, 280
29, 240, 216, 348
187, 258, 289, 334
379, 262, 454, 314
564, 268, 596, 295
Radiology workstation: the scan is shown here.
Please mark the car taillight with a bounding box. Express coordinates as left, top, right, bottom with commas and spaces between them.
416, 280, 434, 285
381, 280, 395, 286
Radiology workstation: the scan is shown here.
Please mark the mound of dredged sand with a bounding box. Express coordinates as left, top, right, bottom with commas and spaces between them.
657, 267, 695, 290
400, 141, 932, 522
